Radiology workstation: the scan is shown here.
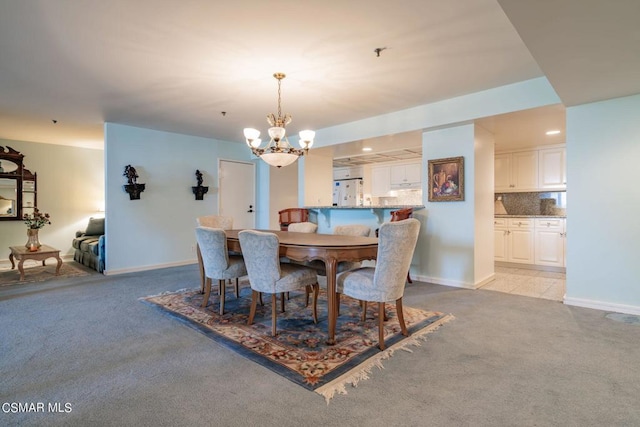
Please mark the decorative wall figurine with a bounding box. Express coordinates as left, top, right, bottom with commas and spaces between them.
192, 169, 209, 200
123, 165, 146, 200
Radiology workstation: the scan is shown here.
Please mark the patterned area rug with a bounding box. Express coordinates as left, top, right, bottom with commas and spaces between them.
141, 283, 453, 402
0, 262, 90, 287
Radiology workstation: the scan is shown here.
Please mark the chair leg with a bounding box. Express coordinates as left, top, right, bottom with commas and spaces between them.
396, 297, 409, 337
235, 278, 240, 298
406, 272, 413, 284
312, 284, 319, 324
272, 294, 278, 336
201, 277, 212, 308
259, 292, 264, 306
305, 286, 310, 307
219, 279, 226, 315
247, 290, 259, 325
378, 302, 386, 350
280, 292, 286, 313
361, 301, 368, 322
197, 245, 205, 294
335, 293, 341, 321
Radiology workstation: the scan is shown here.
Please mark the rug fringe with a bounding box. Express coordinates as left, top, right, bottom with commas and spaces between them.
140, 288, 194, 299
315, 313, 455, 404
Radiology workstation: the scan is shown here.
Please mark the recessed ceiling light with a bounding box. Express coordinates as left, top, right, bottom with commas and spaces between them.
546, 130, 561, 135
362, 147, 372, 152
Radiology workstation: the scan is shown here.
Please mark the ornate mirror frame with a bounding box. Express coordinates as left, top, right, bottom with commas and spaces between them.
0, 146, 37, 221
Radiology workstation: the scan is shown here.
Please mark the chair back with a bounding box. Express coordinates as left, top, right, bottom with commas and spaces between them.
195, 227, 230, 278
334, 224, 371, 237
287, 222, 318, 233
196, 215, 233, 230
390, 208, 413, 222
374, 218, 420, 301
278, 208, 309, 231
238, 230, 281, 293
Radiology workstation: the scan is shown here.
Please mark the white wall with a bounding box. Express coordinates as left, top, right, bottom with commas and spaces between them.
0, 139, 103, 265
104, 123, 250, 274
269, 165, 298, 230
420, 124, 477, 287
564, 94, 640, 314
474, 125, 496, 286
302, 150, 333, 207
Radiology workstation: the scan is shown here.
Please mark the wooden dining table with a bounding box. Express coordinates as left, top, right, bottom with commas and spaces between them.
225, 229, 378, 345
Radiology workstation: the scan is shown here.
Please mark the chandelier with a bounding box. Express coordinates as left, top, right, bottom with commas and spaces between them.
243, 73, 315, 168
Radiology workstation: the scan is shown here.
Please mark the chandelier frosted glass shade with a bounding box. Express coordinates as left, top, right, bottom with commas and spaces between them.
242, 73, 315, 168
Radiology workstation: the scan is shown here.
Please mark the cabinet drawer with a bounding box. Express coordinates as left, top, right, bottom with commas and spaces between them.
508, 218, 533, 228
493, 218, 507, 227
535, 218, 564, 230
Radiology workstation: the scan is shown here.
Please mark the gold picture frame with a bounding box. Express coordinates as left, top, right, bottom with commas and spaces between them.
428, 156, 464, 202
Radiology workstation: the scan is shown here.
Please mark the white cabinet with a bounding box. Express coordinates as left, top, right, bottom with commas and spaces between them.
371, 166, 391, 196
535, 218, 566, 267
333, 166, 363, 180
538, 147, 566, 190
495, 151, 538, 192
494, 217, 535, 264
390, 161, 421, 189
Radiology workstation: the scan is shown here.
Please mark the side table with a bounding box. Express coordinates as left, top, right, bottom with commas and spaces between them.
9, 245, 63, 281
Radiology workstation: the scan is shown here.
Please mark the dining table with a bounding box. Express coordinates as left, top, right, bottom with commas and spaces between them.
225, 229, 378, 345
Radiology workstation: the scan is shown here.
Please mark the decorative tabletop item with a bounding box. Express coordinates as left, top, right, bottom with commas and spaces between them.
23, 207, 51, 250
123, 164, 146, 200
192, 169, 209, 200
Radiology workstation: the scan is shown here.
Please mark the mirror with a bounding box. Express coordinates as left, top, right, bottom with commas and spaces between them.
0, 146, 37, 221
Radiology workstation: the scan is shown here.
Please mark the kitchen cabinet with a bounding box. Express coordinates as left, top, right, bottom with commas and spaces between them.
371, 165, 391, 196
390, 161, 421, 189
495, 151, 538, 192
494, 217, 535, 264
333, 166, 363, 180
538, 147, 566, 190
534, 218, 566, 267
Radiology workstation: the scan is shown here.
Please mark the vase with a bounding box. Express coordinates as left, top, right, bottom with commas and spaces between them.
25, 228, 41, 251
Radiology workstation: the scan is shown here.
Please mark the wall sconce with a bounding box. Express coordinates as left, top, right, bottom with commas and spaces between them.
123, 165, 146, 200
192, 169, 209, 200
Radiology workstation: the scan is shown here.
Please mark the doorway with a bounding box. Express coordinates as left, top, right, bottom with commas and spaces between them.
219, 160, 255, 229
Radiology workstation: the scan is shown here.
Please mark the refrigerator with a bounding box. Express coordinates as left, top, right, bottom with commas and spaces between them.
332, 179, 363, 207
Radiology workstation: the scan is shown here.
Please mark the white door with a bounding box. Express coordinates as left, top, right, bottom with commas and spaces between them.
219, 160, 255, 229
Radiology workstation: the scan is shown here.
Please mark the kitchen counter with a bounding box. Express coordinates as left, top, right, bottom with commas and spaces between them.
306, 205, 425, 210
306, 205, 424, 226
495, 214, 566, 218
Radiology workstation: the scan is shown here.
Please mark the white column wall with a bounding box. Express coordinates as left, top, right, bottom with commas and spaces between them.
564, 94, 640, 314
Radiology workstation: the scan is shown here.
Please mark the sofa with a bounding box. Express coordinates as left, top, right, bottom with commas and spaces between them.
72, 217, 105, 273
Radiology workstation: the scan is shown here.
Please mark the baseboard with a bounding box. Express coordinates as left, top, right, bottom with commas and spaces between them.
412, 274, 475, 289
474, 273, 496, 289
105, 259, 197, 276
563, 296, 640, 316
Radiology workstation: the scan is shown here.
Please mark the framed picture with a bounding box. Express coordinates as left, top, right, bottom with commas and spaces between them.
428, 156, 464, 202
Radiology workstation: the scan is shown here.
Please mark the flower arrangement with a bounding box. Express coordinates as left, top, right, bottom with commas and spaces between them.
23, 208, 51, 229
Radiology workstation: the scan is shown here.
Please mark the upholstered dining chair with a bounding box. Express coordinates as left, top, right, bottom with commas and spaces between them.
195, 227, 247, 315
390, 208, 414, 284
196, 215, 234, 294
336, 218, 420, 350
238, 230, 319, 336
286, 222, 318, 233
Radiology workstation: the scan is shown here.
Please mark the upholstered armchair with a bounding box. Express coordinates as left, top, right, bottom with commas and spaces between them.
238, 230, 319, 336
336, 218, 420, 350
72, 217, 105, 273
195, 227, 247, 314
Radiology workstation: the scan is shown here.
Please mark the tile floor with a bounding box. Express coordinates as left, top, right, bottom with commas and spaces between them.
480, 266, 566, 301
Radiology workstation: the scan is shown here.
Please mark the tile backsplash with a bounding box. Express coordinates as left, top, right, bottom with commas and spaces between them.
496, 191, 567, 216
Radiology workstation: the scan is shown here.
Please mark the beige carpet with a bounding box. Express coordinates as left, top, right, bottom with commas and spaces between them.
0, 262, 91, 286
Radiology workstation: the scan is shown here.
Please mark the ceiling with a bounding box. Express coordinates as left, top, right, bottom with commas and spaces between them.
0, 1, 638, 152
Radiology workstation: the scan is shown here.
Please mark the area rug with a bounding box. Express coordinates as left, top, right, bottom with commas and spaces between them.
141, 284, 453, 402
0, 262, 91, 287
